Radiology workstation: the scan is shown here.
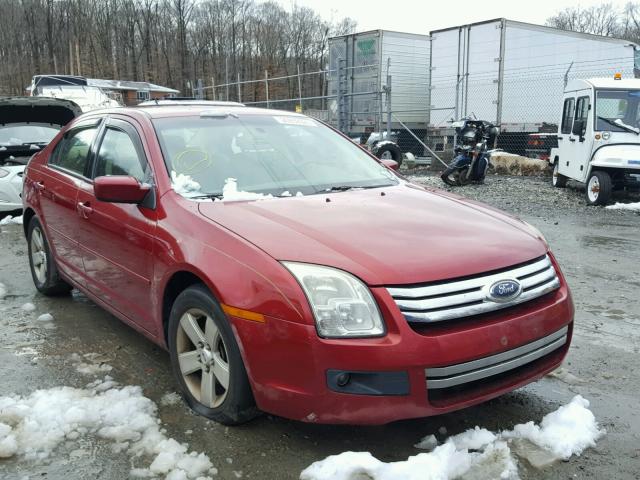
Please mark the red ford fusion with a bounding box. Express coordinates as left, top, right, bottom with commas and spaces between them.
22, 103, 573, 425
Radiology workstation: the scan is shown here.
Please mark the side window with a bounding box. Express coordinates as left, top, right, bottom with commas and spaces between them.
561, 98, 575, 134
50, 128, 97, 176
574, 96, 590, 135
94, 127, 149, 182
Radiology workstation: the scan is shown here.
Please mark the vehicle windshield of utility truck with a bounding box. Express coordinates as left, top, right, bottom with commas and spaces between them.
153, 113, 398, 198
595, 89, 640, 133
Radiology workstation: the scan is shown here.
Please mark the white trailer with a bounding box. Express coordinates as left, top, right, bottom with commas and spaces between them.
429, 19, 638, 131
328, 30, 431, 134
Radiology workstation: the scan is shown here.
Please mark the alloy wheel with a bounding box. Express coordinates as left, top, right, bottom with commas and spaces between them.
176, 308, 230, 408
30, 227, 48, 285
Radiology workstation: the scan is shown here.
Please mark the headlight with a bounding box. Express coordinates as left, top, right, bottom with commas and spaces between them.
0, 168, 9, 178
283, 262, 385, 338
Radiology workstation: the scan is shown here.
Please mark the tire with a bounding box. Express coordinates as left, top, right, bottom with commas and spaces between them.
373, 142, 403, 167
441, 167, 460, 186
552, 162, 567, 188
457, 166, 472, 186
27, 217, 72, 296
586, 171, 612, 206
168, 284, 259, 425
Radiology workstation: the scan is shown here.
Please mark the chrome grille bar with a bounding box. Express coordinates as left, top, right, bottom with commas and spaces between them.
387, 255, 560, 323
425, 326, 568, 389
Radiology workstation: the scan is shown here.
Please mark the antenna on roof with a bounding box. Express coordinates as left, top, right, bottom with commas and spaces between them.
563, 62, 574, 88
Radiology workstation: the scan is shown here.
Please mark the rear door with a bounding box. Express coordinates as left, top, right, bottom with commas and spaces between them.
75, 117, 158, 335
38, 120, 101, 283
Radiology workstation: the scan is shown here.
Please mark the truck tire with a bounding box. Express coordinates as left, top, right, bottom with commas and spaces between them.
373, 142, 403, 167
586, 171, 612, 206
552, 162, 567, 188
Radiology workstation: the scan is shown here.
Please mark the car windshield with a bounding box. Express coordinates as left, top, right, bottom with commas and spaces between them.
152, 113, 398, 198
0, 125, 60, 146
595, 89, 640, 132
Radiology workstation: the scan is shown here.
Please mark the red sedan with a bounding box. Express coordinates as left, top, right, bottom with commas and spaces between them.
21, 103, 573, 425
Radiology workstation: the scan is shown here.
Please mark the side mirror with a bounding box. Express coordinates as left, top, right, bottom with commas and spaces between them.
572, 119, 585, 137
381, 159, 399, 171
94, 176, 151, 204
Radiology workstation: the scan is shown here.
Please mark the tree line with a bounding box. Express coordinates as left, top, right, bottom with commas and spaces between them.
546, 2, 640, 42
0, 0, 356, 98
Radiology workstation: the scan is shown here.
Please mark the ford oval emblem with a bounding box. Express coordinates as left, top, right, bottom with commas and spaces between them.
487, 279, 522, 303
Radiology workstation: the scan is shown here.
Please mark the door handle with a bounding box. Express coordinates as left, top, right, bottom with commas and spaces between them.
33, 181, 45, 192
569, 137, 576, 142
76, 202, 94, 219
557, 137, 563, 141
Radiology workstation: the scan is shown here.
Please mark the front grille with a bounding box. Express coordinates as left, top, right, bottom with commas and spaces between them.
386, 255, 560, 324
425, 326, 568, 389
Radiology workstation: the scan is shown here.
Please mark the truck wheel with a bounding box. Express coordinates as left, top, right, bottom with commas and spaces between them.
373, 143, 403, 167
586, 171, 612, 206
552, 163, 567, 188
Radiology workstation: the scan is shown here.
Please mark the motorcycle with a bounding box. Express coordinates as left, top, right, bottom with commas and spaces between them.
441, 117, 500, 186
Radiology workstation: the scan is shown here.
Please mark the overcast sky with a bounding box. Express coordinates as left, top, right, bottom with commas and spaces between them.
272, 0, 630, 34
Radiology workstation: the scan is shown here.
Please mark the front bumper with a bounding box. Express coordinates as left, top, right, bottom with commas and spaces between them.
229, 263, 574, 425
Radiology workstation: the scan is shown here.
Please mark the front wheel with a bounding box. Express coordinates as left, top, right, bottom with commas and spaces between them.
27, 217, 72, 296
441, 167, 460, 186
552, 162, 567, 188
168, 284, 258, 425
586, 171, 612, 206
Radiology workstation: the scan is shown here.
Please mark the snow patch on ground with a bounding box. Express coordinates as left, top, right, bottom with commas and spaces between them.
0, 215, 23, 226
160, 392, 182, 407
21, 303, 35, 312
605, 201, 640, 211
0, 378, 217, 478
36, 313, 54, 322
301, 396, 603, 480
71, 353, 113, 376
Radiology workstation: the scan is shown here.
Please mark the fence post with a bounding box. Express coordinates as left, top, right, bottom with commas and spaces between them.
386, 57, 392, 139
297, 64, 303, 112
237, 73, 241, 103
265, 70, 270, 108
211, 77, 215, 101
225, 58, 229, 101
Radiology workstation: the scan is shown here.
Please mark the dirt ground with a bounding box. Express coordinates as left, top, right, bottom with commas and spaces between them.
0, 174, 639, 479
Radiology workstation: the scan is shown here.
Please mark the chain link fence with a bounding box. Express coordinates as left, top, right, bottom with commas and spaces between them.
194, 58, 636, 170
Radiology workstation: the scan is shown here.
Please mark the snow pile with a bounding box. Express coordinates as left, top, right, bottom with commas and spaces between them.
0, 378, 217, 479
219, 178, 273, 202
171, 171, 203, 197
605, 202, 640, 211
160, 392, 183, 407
0, 215, 24, 226
36, 313, 54, 322
301, 396, 603, 480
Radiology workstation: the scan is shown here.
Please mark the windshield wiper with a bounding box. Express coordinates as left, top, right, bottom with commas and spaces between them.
597, 116, 640, 135
320, 184, 392, 193
187, 193, 224, 200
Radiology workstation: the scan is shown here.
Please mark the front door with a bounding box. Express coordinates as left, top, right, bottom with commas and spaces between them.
75, 117, 158, 335
568, 91, 593, 182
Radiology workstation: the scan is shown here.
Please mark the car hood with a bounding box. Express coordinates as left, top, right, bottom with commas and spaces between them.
0, 96, 82, 127
197, 183, 547, 285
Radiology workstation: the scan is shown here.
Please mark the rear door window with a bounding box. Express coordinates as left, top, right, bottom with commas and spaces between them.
50, 127, 98, 176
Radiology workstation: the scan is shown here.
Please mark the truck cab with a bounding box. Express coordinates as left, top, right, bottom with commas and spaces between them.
550, 76, 640, 205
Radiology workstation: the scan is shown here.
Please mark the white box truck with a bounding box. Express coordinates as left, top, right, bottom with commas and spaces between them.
328, 30, 431, 135
550, 76, 640, 205
429, 19, 638, 134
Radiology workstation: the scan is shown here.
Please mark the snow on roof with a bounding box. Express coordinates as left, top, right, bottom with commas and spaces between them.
87, 78, 179, 94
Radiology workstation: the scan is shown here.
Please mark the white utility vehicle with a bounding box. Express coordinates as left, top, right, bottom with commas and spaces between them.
550, 76, 640, 205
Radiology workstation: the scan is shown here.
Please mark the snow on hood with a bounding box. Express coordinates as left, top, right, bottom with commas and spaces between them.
300, 395, 604, 480
0, 96, 82, 127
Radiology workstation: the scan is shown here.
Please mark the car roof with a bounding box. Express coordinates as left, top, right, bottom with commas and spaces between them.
137, 100, 246, 107
88, 104, 312, 120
